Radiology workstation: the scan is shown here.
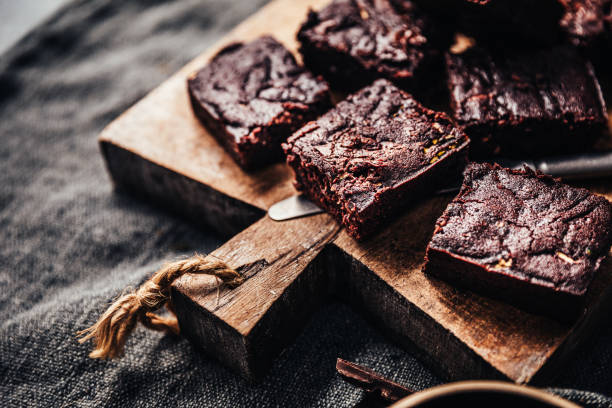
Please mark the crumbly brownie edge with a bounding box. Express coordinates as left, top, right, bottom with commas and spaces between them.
423, 246, 586, 321
344, 138, 470, 240
284, 124, 470, 241
188, 83, 331, 170
586, 59, 609, 120
423, 163, 612, 321
285, 139, 351, 231
187, 82, 247, 167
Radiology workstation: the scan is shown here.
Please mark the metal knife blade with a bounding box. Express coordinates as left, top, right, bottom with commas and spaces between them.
268, 194, 323, 221
269, 151, 612, 221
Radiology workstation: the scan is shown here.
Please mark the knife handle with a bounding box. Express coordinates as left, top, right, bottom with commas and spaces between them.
536, 151, 612, 180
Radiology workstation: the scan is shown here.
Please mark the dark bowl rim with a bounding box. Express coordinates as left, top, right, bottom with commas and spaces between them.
391, 380, 580, 408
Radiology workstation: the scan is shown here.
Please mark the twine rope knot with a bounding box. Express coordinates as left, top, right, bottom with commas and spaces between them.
77, 254, 243, 359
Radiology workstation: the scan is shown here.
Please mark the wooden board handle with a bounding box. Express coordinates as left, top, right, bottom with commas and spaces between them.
172, 213, 340, 379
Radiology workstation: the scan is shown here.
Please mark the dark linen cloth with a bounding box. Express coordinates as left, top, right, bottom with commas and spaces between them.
1, 0, 611, 406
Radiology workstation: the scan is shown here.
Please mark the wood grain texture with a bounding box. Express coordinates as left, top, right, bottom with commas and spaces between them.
99, 0, 612, 384
172, 214, 340, 379
332, 197, 612, 384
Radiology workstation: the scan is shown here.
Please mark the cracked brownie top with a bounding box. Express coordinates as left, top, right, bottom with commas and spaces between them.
188, 36, 330, 143
297, 0, 445, 84
430, 162, 612, 295
446, 46, 608, 129
284, 79, 468, 214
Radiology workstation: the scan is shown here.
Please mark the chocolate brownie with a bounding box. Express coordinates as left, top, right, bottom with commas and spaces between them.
560, 0, 612, 48
283, 79, 469, 241
446, 46, 609, 159
424, 163, 612, 321
412, 0, 564, 46
560, 0, 612, 66
296, 0, 450, 93
187, 36, 331, 170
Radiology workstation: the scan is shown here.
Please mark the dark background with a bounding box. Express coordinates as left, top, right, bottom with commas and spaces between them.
1, 1, 611, 406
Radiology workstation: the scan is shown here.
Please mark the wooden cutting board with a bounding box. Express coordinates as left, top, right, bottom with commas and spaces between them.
98, 0, 612, 384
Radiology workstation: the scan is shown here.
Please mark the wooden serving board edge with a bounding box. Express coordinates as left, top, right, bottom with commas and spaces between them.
100, 141, 265, 238
96, 0, 612, 386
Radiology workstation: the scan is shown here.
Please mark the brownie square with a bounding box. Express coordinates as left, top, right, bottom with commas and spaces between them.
296, 0, 450, 93
446, 46, 609, 159
413, 0, 564, 46
424, 163, 612, 321
283, 79, 469, 241
187, 36, 331, 170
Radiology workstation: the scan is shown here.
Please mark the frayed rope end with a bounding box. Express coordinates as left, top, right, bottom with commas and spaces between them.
77, 254, 243, 359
